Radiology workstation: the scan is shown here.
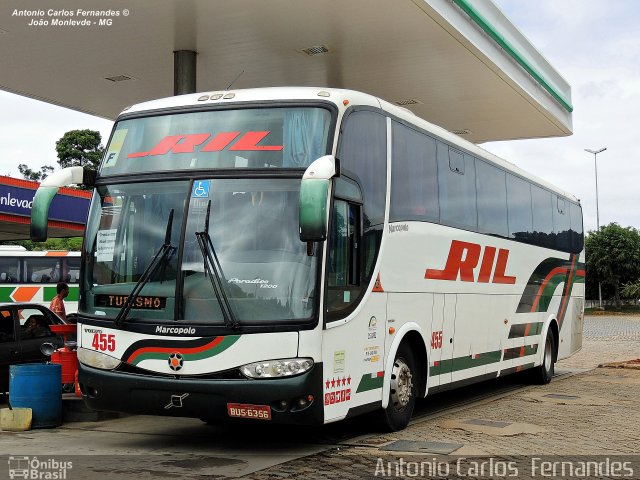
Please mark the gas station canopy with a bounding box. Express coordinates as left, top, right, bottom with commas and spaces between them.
0, 0, 572, 144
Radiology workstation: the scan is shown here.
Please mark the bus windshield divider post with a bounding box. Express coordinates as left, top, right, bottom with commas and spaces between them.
114, 210, 176, 327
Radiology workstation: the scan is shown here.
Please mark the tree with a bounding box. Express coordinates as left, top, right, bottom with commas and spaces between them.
18, 164, 54, 182
585, 223, 640, 307
55, 129, 104, 171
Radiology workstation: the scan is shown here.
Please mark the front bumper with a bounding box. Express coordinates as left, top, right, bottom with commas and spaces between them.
78, 362, 324, 425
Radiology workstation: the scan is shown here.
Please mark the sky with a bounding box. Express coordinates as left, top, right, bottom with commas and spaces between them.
1, 0, 639, 233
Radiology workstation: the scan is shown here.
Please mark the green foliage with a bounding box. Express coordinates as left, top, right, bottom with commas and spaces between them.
18, 164, 54, 181
1, 237, 83, 251
621, 280, 640, 300
585, 223, 640, 307
55, 129, 104, 171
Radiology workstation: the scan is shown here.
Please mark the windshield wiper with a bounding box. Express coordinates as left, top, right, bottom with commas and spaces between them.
195, 200, 239, 330
114, 209, 177, 327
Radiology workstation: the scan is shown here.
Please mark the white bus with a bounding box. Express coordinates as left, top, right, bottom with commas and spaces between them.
0, 247, 80, 314
31, 87, 584, 430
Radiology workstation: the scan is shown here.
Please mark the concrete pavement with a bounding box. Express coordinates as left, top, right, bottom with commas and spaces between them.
0, 315, 638, 479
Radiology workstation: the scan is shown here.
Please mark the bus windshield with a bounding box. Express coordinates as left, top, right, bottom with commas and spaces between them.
100, 107, 332, 176
81, 178, 317, 326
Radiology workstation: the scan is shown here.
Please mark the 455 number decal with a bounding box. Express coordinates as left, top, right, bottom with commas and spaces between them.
92, 333, 116, 352
431, 331, 443, 350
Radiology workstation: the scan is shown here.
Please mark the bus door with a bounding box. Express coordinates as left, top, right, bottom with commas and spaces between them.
429, 293, 455, 388
452, 295, 503, 383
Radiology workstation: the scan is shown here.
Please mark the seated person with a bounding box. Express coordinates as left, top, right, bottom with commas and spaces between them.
23, 316, 51, 338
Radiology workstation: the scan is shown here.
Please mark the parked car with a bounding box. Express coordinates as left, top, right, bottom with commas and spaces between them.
0, 303, 68, 393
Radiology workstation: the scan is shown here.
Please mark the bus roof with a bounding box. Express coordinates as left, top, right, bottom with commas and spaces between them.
120, 87, 579, 204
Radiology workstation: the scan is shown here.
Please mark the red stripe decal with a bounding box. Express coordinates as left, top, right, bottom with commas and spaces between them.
530, 267, 569, 312
557, 256, 578, 326
127, 336, 224, 363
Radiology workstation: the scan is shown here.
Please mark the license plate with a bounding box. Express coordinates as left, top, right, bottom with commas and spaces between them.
227, 403, 272, 420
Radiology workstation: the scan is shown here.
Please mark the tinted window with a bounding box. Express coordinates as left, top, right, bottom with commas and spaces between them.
326, 200, 362, 316
339, 111, 387, 227
19, 308, 54, 340
0, 309, 14, 343
25, 258, 61, 283
101, 107, 333, 176
65, 257, 81, 284
437, 143, 477, 230
531, 185, 554, 249
338, 111, 387, 282
570, 202, 584, 252
506, 174, 533, 242
476, 160, 508, 237
553, 196, 571, 251
0, 258, 18, 283
390, 122, 438, 222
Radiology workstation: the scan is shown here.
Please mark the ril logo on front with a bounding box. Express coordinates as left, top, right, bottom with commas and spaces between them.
425, 240, 516, 284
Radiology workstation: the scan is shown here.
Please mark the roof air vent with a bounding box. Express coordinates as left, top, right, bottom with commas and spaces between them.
452, 129, 472, 135
394, 99, 422, 106
300, 45, 330, 56
104, 75, 136, 82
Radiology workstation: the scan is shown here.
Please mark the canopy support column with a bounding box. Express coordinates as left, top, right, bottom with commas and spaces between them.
174, 50, 197, 95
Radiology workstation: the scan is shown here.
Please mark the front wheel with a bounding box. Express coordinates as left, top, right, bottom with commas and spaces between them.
379, 343, 417, 431
531, 329, 556, 385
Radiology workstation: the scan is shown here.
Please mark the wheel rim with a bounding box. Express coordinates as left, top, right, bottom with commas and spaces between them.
544, 336, 553, 373
390, 358, 413, 410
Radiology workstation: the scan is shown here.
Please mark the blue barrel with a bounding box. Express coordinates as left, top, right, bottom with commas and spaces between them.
9, 364, 62, 428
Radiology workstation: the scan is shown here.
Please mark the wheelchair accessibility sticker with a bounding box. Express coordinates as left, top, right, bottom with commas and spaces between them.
192, 181, 210, 198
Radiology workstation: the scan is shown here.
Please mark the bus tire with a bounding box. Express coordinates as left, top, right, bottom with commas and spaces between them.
531, 328, 555, 385
379, 342, 417, 431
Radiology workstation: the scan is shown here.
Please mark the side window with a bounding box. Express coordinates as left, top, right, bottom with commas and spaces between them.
437, 142, 477, 230
19, 308, 54, 340
25, 258, 61, 283
476, 159, 508, 237
553, 196, 571, 252
531, 185, 554, 249
338, 110, 387, 227
326, 199, 361, 316
0, 309, 14, 343
390, 122, 438, 223
63, 257, 81, 283
338, 110, 387, 284
0, 258, 19, 283
570, 202, 584, 252
506, 174, 533, 242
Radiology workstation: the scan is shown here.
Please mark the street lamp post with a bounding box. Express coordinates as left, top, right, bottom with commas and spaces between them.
585, 147, 607, 309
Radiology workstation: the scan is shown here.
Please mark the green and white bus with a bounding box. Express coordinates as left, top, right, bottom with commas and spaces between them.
0, 247, 80, 314
31, 87, 584, 430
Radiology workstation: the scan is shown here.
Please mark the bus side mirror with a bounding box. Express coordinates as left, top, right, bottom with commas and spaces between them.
299, 155, 338, 242
30, 166, 93, 242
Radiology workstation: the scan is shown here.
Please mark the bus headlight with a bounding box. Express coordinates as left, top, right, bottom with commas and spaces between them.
240, 358, 314, 379
77, 347, 122, 370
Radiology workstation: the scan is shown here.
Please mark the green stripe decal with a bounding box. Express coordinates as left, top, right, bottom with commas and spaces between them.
452, 0, 573, 113
356, 372, 384, 393
130, 335, 240, 365
503, 344, 539, 360
430, 350, 502, 377
44, 286, 79, 302
0, 287, 13, 302
508, 322, 543, 338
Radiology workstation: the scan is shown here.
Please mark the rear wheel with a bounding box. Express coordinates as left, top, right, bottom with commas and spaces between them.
531, 328, 555, 384
379, 343, 417, 431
